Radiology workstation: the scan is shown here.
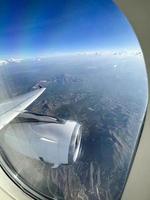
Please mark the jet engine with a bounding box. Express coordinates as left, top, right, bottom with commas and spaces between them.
1, 111, 82, 168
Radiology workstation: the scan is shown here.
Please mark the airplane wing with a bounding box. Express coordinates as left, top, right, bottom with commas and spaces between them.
0, 88, 45, 130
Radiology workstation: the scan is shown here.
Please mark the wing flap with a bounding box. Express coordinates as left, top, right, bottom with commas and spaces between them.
0, 88, 45, 130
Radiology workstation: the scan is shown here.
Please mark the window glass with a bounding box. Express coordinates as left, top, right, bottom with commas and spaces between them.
0, 0, 148, 200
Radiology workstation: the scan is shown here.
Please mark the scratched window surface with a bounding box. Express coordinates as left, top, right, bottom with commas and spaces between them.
0, 0, 148, 200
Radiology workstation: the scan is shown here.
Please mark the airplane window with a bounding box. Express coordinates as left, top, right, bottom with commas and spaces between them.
0, 0, 148, 200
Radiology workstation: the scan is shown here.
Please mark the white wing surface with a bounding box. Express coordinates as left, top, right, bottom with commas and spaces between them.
0, 88, 45, 130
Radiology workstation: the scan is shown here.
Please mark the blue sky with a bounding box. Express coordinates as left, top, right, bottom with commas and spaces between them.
0, 0, 140, 58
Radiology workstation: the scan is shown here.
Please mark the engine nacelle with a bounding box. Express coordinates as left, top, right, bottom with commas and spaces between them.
2, 112, 82, 168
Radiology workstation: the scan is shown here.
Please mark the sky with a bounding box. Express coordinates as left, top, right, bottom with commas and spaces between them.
0, 0, 141, 59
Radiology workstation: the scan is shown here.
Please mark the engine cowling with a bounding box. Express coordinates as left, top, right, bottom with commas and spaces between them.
1, 111, 82, 168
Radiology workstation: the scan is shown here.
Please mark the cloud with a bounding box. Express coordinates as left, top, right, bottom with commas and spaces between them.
0, 58, 24, 66
9, 58, 23, 63
113, 64, 118, 68
0, 60, 8, 66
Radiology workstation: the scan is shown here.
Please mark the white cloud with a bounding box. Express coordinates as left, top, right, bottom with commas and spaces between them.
0, 58, 24, 66
113, 64, 118, 68
0, 60, 8, 66
9, 58, 23, 63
